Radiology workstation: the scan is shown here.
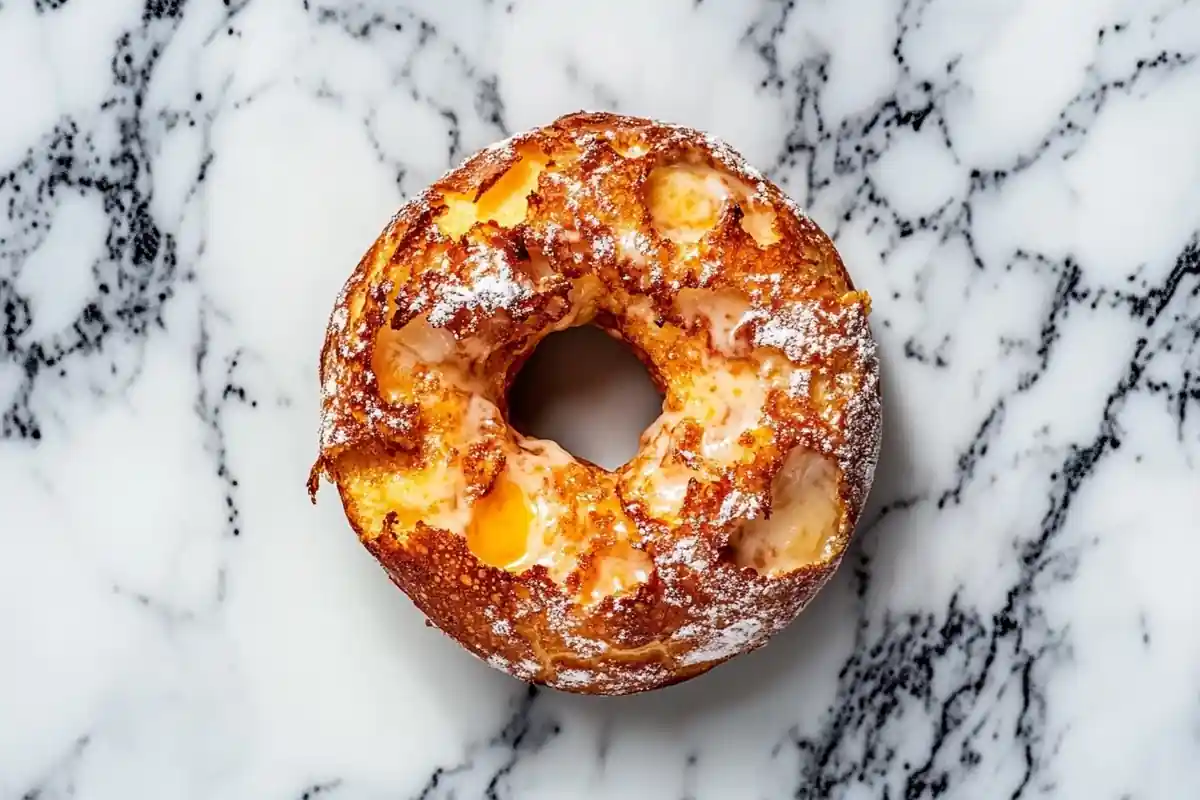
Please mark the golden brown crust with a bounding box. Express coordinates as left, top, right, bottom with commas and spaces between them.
311, 112, 882, 695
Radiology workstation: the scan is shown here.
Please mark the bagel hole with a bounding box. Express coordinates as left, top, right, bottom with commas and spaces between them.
508, 325, 663, 470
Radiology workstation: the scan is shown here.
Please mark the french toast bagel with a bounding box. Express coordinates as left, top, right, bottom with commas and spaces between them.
310, 112, 881, 695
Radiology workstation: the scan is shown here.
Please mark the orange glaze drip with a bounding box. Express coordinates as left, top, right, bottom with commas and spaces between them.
467, 474, 532, 569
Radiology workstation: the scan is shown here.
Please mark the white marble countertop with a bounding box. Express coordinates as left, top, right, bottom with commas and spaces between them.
3, 1, 1200, 798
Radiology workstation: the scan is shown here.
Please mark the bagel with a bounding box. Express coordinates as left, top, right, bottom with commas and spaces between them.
309, 112, 881, 695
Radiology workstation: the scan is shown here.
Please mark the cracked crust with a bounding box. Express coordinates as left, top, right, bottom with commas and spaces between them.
309, 112, 881, 695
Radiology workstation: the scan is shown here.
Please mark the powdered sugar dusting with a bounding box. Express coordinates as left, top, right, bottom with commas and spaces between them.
678, 618, 765, 666
753, 296, 880, 511
591, 233, 615, 261
752, 301, 873, 365
836, 340, 882, 513
714, 488, 764, 527
788, 369, 812, 398
487, 653, 540, 680
427, 244, 533, 328
551, 669, 595, 690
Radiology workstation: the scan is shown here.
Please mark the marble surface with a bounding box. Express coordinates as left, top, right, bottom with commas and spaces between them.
2, 0, 1200, 797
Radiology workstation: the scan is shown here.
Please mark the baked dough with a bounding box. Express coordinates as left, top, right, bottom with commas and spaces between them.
309, 112, 881, 695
